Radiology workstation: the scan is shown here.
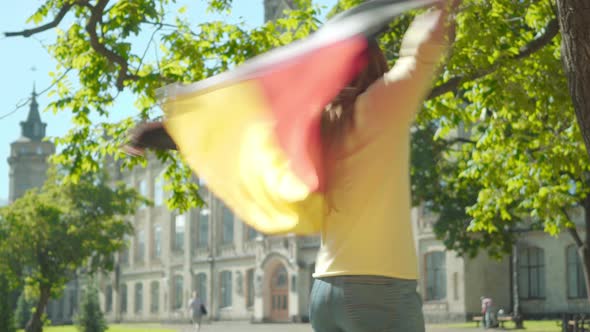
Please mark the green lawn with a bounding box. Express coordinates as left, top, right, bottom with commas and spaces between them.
436, 320, 563, 332
18, 324, 176, 332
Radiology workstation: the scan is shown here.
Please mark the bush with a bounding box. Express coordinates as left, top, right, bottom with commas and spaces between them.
14, 291, 34, 329
75, 283, 107, 332
0, 276, 16, 332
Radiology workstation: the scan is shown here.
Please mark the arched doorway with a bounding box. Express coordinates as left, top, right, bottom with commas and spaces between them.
270, 264, 289, 321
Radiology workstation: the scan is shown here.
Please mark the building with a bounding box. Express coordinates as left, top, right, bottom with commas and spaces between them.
96, 0, 316, 324
7, 86, 54, 203
415, 205, 590, 322
263, 0, 295, 23
99, 156, 318, 323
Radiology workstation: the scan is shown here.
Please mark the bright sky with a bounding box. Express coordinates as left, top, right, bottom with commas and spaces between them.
0, 0, 337, 203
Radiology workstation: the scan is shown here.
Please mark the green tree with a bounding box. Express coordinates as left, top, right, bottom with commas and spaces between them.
0, 169, 142, 332
14, 292, 35, 330
3, 0, 590, 306
75, 281, 107, 332
0, 276, 16, 332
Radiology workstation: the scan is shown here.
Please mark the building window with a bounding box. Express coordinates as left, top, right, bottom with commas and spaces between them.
196, 273, 207, 304
136, 229, 145, 263
198, 179, 208, 198
134, 282, 143, 313
246, 269, 255, 308
198, 208, 209, 248
105, 285, 113, 312
425, 251, 446, 301
246, 225, 258, 241
153, 224, 162, 258
453, 272, 459, 300
138, 178, 148, 207
222, 207, 234, 245
220, 271, 232, 308
150, 281, 159, 313
121, 284, 128, 313
567, 245, 587, 298
174, 214, 186, 252
518, 246, 545, 299
56, 297, 64, 320
174, 275, 184, 310
120, 235, 130, 265
154, 172, 164, 206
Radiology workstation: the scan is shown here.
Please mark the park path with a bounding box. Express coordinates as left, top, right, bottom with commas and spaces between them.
162, 321, 482, 332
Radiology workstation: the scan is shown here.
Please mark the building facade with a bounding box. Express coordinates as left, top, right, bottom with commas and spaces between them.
7, 86, 54, 203
98, 157, 318, 323
414, 205, 590, 322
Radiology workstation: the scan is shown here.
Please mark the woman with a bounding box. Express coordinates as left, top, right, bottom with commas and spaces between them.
311, 2, 457, 332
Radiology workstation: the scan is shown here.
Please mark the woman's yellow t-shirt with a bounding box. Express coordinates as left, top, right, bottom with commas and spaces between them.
313, 10, 450, 280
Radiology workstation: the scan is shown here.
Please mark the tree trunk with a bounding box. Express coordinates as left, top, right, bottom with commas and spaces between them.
555, 0, 590, 155
581, 195, 590, 303
512, 244, 524, 328
25, 285, 51, 332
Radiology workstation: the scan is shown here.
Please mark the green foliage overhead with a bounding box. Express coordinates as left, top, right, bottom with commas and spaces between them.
5, 0, 588, 259
0, 276, 16, 332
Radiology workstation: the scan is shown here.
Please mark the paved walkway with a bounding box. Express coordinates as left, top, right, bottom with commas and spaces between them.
163, 321, 480, 332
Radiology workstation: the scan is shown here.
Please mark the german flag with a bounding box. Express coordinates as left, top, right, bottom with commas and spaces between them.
126, 0, 439, 235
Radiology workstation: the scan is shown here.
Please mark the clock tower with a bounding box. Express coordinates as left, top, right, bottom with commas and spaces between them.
7, 85, 55, 203
264, 0, 296, 22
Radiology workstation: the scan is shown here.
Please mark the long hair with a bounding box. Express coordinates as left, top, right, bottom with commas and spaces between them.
321, 39, 389, 148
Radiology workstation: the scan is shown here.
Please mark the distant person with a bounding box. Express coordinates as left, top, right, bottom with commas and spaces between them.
188, 291, 206, 332
480, 296, 493, 329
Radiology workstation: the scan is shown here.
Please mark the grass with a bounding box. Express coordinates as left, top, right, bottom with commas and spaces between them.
436, 320, 563, 332
18, 324, 177, 332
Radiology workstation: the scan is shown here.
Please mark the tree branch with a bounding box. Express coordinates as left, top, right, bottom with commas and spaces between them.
569, 227, 585, 248
428, 18, 560, 100
4, 3, 73, 37
443, 137, 476, 145
85, 0, 139, 91
562, 207, 584, 247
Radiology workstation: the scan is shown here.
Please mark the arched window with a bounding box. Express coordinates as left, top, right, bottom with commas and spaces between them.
246, 269, 255, 308
222, 206, 234, 245
173, 214, 186, 252
174, 275, 184, 310
425, 251, 446, 301
150, 281, 159, 313
567, 245, 587, 298
136, 229, 145, 263
154, 171, 165, 206
220, 271, 233, 307
120, 284, 128, 313
153, 224, 162, 258
195, 273, 207, 304
134, 282, 143, 313
105, 285, 113, 312
518, 246, 545, 299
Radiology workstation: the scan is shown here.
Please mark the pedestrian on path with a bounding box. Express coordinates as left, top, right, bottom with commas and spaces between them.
188, 291, 205, 332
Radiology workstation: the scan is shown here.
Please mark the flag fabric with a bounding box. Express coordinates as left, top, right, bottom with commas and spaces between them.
129, 0, 439, 235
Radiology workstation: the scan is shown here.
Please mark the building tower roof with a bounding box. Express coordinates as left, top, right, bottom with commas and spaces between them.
19, 83, 47, 141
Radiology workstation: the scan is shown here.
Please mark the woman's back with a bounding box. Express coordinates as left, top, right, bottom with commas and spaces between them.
315, 99, 417, 279
314, 7, 451, 281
